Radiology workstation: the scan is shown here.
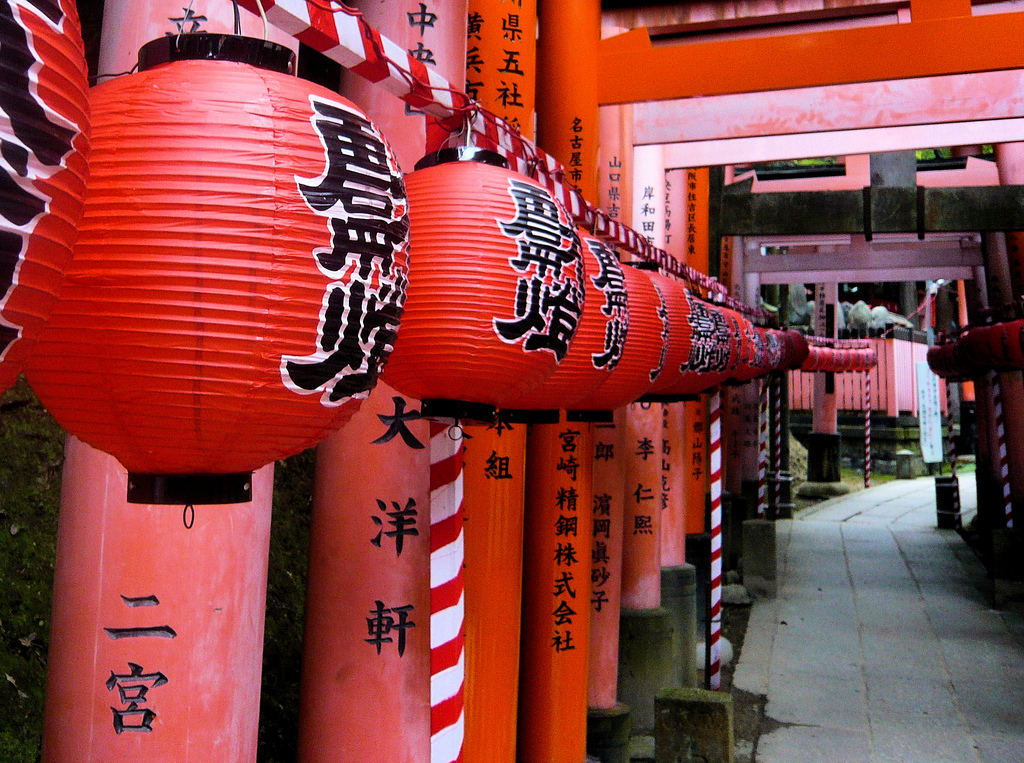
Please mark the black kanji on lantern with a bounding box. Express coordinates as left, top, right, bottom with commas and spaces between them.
686, 299, 730, 373
0, 0, 80, 358
585, 238, 628, 371
494, 180, 583, 361
651, 282, 670, 382
284, 97, 409, 406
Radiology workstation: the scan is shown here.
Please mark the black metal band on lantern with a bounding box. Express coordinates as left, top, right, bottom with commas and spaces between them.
127, 472, 254, 505
137, 33, 296, 75
414, 146, 509, 171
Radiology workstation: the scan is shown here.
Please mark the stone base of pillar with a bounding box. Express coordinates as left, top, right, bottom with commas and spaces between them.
586, 704, 631, 763
768, 471, 796, 519
796, 480, 853, 499
806, 432, 841, 482
993, 527, 1024, 607
741, 520, 776, 598
618, 607, 675, 734
654, 687, 735, 763
661, 565, 698, 688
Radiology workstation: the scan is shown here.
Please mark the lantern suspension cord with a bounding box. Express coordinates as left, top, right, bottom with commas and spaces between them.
254, 0, 269, 40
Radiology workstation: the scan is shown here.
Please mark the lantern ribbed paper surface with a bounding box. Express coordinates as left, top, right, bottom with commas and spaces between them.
27, 40, 409, 475
0, 0, 89, 393
506, 231, 627, 410
664, 300, 742, 396
383, 151, 585, 408
645, 272, 693, 395
573, 264, 666, 410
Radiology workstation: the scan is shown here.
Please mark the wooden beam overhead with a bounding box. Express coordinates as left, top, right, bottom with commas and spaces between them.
598, 12, 1024, 104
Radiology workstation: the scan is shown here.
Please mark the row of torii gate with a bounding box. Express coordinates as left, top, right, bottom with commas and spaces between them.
36, 0, 1024, 762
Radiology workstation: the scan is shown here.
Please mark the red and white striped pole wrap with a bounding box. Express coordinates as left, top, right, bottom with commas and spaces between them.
946, 380, 957, 478
772, 373, 782, 511
709, 390, 724, 690
864, 371, 872, 489
757, 379, 768, 518
990, 374, 1014, 529
429, 422, 466, 762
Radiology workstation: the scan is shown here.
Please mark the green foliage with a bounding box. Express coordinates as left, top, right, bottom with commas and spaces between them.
257, 449, 315, 763
0, 378, 66, 762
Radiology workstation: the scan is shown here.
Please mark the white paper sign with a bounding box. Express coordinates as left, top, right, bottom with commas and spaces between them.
916, 361, 943, 463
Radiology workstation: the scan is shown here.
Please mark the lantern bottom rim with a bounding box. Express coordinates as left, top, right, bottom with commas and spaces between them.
127, 471, 254, 506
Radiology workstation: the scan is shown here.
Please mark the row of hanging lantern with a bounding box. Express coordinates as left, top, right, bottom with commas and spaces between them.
928, 319, 1024, 379
5, 20, 798, 499
800, 344, 877, 373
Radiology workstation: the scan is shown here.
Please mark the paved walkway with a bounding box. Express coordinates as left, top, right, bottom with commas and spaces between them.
734, 474, 1024, 763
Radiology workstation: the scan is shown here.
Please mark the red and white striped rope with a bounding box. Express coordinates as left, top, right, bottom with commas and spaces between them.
806, 337, 873, 349
772, 373, 782, 510
864, 371, 872, 489
233, 0, 771, 320
757, 380, 768, 518
429, 422, 465, 762
946, 380, 957, 478
991, 374, 1014, 529
709, 390, 723, 690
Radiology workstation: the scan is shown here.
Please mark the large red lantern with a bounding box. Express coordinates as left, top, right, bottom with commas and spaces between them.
26, 35, 409, 491
665, 299, 743, 396
504, 231, 627, 411
0, 0, 89, 393
572, 263, 667, 410
644, 271, 693, 396
382, 148, 585, 417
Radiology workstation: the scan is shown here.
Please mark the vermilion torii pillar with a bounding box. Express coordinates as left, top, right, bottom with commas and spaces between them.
521, 0, 601, 759
804, 282, 844, 488
42, 7, 294, 759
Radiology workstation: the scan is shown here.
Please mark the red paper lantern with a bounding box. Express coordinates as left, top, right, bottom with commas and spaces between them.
27, 36, 409, 484
644, 272, 693, 396
780, 330, 810, 370
382, 148, 585, 415
505, 231, 627, 410
572, 263, 667, 410
0, 0, 89, 393
664, 299, 742, 396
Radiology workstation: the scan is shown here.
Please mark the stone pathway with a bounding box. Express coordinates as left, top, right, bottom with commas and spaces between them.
734, 475, 1024, 762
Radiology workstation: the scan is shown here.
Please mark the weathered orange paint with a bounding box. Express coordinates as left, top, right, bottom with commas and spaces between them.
684, 399, 708, 535
518, 419, 594, 763
620, 402, 663, 610
462, 421, 527, 762
661, 403, 687, 567
587, 410, 627, 709
598, 12, 1024, 105
910, 0, 970, 23
466, 0, 536, 140
537, 0, 601, 201
42, 438, 274, 761
297, 384, 431, 762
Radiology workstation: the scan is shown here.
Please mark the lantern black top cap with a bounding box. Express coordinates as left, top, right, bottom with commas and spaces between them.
415, 147, 509, 171
137, 34, 296, 76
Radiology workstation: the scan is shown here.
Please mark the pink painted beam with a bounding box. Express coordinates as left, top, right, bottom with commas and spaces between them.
636, 70, 1024, 146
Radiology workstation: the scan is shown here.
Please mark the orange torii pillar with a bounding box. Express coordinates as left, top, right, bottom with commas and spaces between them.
43, 442, 274, 761
461, 1, 535, 757
518, 421, 595, 763
617, 402, 676, 734
804, 282, 845, 490
461, 419, 527, 761
518, 0, 601, 760
990, 143, 1024, 534
42, 7, 293, 760
660, 402, 698, 688
586, 412, 630, 761
297, 385, 432, 761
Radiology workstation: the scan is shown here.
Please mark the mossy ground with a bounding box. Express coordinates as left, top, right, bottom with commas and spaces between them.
0, 378, 314, 762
